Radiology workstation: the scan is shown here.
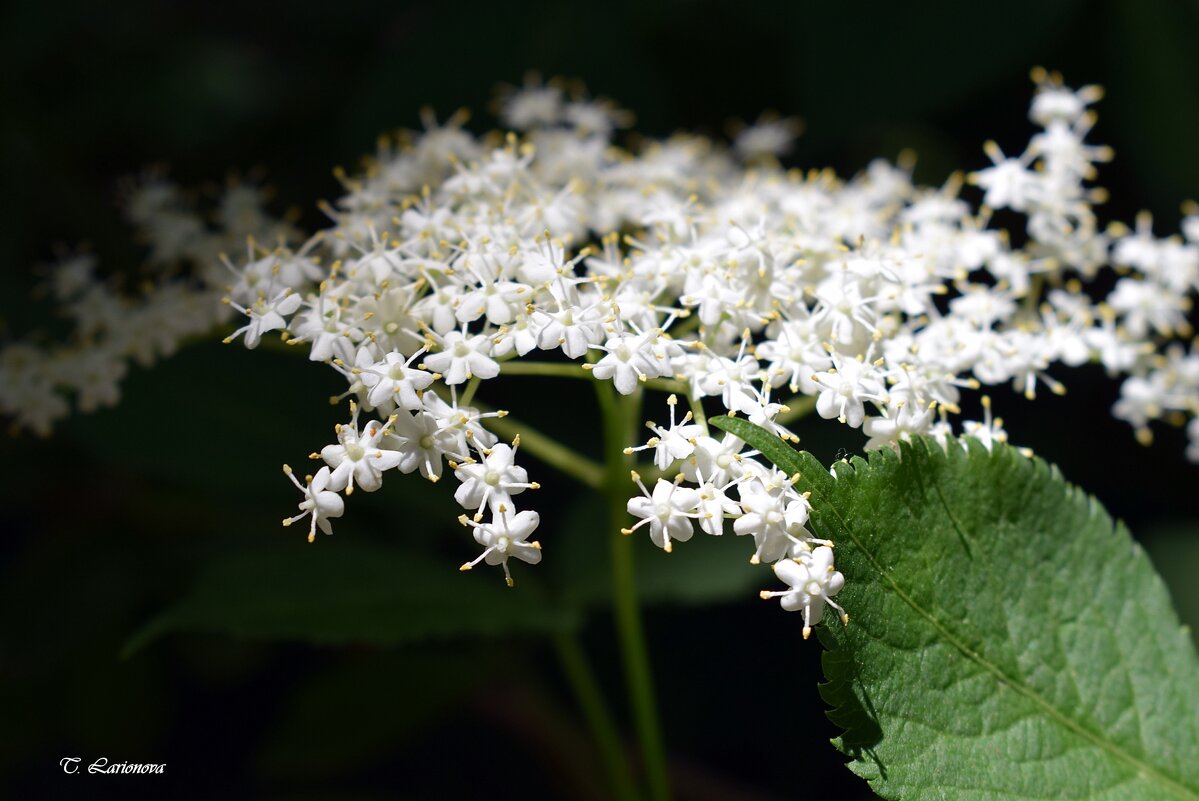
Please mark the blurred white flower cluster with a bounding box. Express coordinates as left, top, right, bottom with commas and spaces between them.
0, 177, 300, 434
5, 71, 1198, 618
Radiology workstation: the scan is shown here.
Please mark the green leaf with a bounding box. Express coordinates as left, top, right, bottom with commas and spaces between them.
709, 414, 805, 475
709, 417, 1199, 800
255, 649, 485, 780
124, 541, 579, 654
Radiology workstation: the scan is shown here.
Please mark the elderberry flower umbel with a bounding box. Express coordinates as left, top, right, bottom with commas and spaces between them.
5, 71, 1199, 632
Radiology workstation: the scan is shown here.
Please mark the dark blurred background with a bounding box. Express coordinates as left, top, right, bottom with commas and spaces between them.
2, 1, 1198, 799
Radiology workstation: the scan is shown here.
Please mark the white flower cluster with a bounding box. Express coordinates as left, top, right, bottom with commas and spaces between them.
5, 72, 1198, 624
622, 406, 845, 637
0, 176, 298, 434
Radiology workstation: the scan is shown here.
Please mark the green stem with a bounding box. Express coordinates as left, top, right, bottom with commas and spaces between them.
474, 404, 606, 491
775, 394, 817, 426
1022, 272, 1046, 314
500, 360, 591, 379
553, 633, 640, 801
685, 394, 707, 432
459, 375, 482, 406
597, 382, 671, 801
665, 313, 701, 340
643, 378, 689, 394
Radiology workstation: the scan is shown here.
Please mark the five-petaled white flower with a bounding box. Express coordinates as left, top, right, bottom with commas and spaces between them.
458, 506, 543, 586
223, 287, 303, 349
421, 329, 500, 385
760, 546, 848, 639
360, 349, 436, 410
624, 394, 705, 470
623, 473, 700, 553
733, 479, 814, 564
319, 402, 402, 493
453, 439, 540, 519
588, 330, 669, 395
281, 464, 345, 542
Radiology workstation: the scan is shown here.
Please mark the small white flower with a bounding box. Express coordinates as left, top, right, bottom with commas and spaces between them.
455, 278, 531, 326
863, 398, 937, 451
499, 81, 564, 130
680, 433, 751, 487
1107, 277, 1192, 340
386, 409, 465, 482
691, 468, 741, 537
623, 473, 700, 553
970, 141, 1039, 211
282, 465, 345, 542
57, 345, 127, 413
453, 439, 539, 519
319, 402, 402, 494
360, 349, 436, 411
733, 479, 813, 564
624, 394, 704, 470
812, 354, 887, 428
694, 350, 761, 408
223, 287, 302, 349
419, 392, 501, 453
732, 115, 802, 162
290, 297, 362, 364
960, 395, 1009, 452
458, 506, 543, 587
1029, 79, 1102, 126
588, 330, 668, 395
532, 296, 606, 359
421, 330, 500, 385
760, 546, 847, 639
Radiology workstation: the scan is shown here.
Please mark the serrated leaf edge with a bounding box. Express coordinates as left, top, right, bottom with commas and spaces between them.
708, 415, 1199, 800
810, 439, 1199, 801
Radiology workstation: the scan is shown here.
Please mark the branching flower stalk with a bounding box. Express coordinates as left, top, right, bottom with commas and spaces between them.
5, 69, 1199, 799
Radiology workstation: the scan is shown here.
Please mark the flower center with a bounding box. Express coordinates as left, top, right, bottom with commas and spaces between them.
419, 434, 435, 450
345, 443, 365, 462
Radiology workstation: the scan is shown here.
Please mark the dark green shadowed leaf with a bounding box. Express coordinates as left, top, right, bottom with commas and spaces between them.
1142, 521, 1199, 651
709, 417, 1199, 801
255, 649, 485, 780
124, 541, 578, 654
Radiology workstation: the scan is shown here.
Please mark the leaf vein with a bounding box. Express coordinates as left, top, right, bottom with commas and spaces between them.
804, 445, 1199, 801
